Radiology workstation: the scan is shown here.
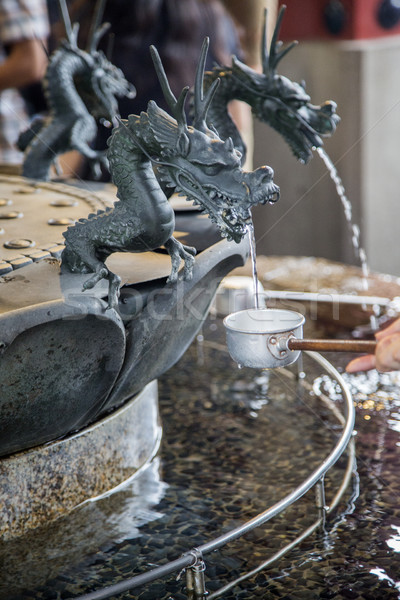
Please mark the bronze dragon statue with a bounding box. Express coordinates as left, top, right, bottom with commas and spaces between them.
17, 0, 135, 181
61, 39, 280, 310
203, 5, 340, 165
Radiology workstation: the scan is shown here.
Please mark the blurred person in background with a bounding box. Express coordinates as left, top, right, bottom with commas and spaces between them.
0, 0, 49, 167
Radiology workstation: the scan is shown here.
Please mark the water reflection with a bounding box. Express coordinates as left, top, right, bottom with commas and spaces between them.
370, 567, 400, 594
0, 458, 167, 598
386, 524, 400, 553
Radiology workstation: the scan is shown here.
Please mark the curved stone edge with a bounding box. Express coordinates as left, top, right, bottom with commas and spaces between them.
0, 380, 161, 540
105, 237, 249, 408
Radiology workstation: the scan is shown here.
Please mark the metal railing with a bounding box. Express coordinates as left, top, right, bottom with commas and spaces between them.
71, 350, 356, 600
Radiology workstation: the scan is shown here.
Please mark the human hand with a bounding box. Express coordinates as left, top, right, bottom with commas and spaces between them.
346, 317, 400, 373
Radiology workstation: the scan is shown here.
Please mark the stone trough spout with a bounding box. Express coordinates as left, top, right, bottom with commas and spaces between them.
103, 236, 250, 410
0, 236, 248, 458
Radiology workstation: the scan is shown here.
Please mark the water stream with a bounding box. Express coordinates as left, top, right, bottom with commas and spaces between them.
316, 147, 384, 330
248, 149, 378, 325
316, 148, 370, 293
246, 222, 260, 309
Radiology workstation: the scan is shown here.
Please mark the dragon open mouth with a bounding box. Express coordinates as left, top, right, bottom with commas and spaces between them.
202, 182, 279, 242
278, 122, 322, 164
174, 174, 258, 243
220, 207, 251, 243
258, 95, 340, 164
259, 188, 280, 205
301, 126, 323, 150
294, 104, 340, 161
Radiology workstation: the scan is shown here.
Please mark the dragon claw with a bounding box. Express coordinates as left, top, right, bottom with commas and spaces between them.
106, 294, 120, 311
82, 267, 109, 291
166, 272, 178, 284
183, 268, 194, 281
107, 273, 121, 310
165, 238, 196, 283
182, 246, 196, 280
185, 245, 197, 257
82, 279, 97, 291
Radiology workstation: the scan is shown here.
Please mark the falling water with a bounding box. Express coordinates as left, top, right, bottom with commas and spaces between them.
315, 148, 380, 329
246, 222, 260, 309
316, 148, 370, 292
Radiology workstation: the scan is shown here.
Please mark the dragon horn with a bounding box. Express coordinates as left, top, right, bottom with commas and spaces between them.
261, 8, 269, 75
263, 5, 298, 77
87, 0, 107, 52
150, 45, 189, 133
193, 37, 220, 133
89, 22, 111, 53
58, 0, 73, 44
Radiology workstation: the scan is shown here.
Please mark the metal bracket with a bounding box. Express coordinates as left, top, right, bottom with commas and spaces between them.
183, 548, 208, 599
315, 477, 329, 532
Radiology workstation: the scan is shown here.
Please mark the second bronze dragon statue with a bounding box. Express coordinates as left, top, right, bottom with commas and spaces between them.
18, 0, 135, 181
61, 39, 280, 309
203, 6, 340, 165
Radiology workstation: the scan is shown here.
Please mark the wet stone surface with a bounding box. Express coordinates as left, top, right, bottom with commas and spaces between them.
1, 317, 400, 599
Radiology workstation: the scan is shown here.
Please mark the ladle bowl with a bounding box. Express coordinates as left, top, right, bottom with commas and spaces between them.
223, 308, 377, 369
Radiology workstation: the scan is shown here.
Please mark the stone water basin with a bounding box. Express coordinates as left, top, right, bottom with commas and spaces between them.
1, 309, 400, 599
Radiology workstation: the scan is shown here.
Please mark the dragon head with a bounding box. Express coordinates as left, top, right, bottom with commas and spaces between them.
134, 40, 279, 243
60, 0, 136, 122
230, 6, 340, 164
87, 42, 136, 121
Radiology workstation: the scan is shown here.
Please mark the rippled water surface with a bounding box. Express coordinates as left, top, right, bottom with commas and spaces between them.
2, 317, 400, 600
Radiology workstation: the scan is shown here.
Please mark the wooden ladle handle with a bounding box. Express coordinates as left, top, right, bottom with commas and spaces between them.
287, 338, 377, 353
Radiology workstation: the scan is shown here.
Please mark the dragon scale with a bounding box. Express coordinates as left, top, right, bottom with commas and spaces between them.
64, 122, 176, 255
44, 48, 97, 122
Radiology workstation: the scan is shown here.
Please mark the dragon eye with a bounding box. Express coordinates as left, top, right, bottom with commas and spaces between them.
277, 108, 296, 121
284, 95, 307, 108
202, 163, 224, 176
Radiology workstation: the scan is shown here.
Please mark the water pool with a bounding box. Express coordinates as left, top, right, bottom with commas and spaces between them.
2, 317, 400, 600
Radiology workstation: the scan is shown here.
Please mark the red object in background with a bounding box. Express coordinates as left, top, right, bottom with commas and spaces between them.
278, 0, 400, 41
